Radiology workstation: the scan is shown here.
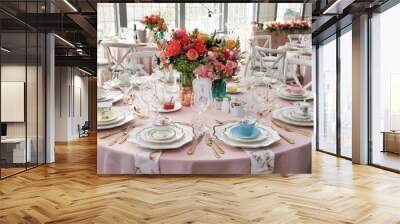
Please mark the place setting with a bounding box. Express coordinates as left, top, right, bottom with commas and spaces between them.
213, 119, 281, 149
276, 83, 313, 101
128, 117, 194, 150
97, 88, 123, 104
97, 102, 134, 130
272, 101, 314, 127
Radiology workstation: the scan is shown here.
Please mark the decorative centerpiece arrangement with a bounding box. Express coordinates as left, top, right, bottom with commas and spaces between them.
160, 29, 209, 106
140, 14, 168, 43
160, 29, 243, 105
194, 34, 242, 99
262, 19, 311, 34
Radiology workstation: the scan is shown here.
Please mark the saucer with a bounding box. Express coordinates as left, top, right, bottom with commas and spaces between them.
148, 128, 176, 141
230, 125, 261, 139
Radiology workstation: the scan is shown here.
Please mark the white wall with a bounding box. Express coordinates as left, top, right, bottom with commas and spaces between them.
54, 67, 89, 141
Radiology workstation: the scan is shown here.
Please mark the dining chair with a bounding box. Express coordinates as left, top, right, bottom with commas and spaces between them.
130, 50, 161, 76
283, 57, 312, 86
253, 34, 272, 49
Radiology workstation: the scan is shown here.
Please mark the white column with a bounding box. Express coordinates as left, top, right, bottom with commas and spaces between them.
352, 14, 369, 164
46, 33, 55, 163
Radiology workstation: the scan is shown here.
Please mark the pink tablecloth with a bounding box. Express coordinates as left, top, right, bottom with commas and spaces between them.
97, 95, 312, 175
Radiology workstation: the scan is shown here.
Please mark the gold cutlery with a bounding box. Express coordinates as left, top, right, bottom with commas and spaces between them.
99, 126, 129, 139
205, 132, 224, 157
272, 120, 311, 137
215, 119, 238, 125
205, 135, 221, 158
258, 108, 272, 117
187, 132, 205, 155
109, 126, 134, 146
270, 125, 295, 144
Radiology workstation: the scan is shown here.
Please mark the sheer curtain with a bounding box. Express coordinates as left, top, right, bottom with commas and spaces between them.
97, 3, 118, 39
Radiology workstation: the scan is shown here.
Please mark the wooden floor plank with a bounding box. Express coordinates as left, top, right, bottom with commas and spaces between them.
0, 134, 399, 223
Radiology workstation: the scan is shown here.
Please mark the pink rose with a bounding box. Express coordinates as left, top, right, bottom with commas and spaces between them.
186, 48, 199, 61
195, 64, 213, 79
213, 61, 225, 71
226, 60, 236, 70
207, 52, 217, 63
175, 28, 186, 38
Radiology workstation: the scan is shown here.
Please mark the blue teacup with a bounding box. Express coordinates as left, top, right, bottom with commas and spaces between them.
237, 119, 256, 137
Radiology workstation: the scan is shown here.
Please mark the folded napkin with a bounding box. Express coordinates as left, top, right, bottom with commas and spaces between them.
134, 148, 162, 174
244, 149, 275, 174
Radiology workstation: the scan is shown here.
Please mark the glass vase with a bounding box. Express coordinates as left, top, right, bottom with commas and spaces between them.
211, 79, 227, 99
179, 72, 195, 106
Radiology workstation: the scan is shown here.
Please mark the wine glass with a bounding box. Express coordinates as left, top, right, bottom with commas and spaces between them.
191, 94, 210, 133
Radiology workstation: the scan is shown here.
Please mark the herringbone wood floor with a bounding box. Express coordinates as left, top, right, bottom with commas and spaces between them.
0, 134, 400, 224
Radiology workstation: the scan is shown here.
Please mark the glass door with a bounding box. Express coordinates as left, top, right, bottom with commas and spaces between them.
370, 3, 400, 171
317, 36, 337, 155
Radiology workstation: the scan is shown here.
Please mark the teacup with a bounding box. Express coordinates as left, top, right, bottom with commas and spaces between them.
152, 117, 171, 132
238, 119, 256, 137
294, 102, 310, 116
97, 102, 113, 119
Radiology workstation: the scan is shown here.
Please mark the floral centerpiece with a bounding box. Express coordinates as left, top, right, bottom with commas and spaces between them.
263, 19, 311, 34
195, 34, 242, 98
141, 14, 168, 43
160, 29, 209, 106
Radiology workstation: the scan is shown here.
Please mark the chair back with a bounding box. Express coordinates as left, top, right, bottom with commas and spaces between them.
253, 35, 272, 49
130, 51, 160, 76
283, 57, 312, 87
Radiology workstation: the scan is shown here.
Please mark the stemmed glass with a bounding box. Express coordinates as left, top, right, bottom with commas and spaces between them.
191, 93, 210, 133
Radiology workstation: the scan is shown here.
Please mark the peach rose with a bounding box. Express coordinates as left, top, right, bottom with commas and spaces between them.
186, 49, 199, 61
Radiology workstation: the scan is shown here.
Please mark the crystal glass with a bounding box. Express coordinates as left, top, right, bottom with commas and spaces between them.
191, 93, 210, 133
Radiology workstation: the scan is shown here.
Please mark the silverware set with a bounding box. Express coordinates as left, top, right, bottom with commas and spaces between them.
107, 125, 134, 146
272, 120, 311, 137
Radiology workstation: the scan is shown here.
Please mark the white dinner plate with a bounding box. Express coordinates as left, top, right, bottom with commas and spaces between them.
281, 109, 313, 122
223, 123, 270, 143
276, 88, 313, 101
97, 91, 123, 104
97, 113, 134, 130
272, 107, 314, 127
138, 125, 185, 144
128, 123, 194, 150
214, 122, 281, 149
98, 113, 125, 126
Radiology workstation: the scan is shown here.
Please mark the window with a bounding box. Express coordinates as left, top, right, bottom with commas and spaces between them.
226, 3, 255, 51
371, 3, 400, 171
276, 3, 303, 22
185, 3, 222, 33
97, 3, 118, 38
339, 28, 352, 158
126, 3, 177, 30
317, 37, 337, 155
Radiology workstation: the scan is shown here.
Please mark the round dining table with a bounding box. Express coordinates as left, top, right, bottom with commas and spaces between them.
97, 83, 313, 175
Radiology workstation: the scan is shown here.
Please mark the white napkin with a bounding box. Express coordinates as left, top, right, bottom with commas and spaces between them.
134, 148, 162, 174
244, 149, 275, 174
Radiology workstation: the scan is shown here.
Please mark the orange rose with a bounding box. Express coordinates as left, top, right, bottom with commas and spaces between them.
225, 39, 236, 50
198, 33, 208, 43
